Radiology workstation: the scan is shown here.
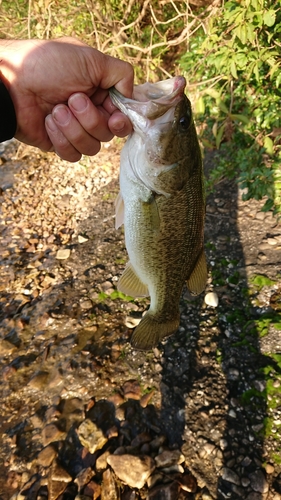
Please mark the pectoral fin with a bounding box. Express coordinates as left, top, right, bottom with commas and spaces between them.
115, 191, 124, 229
118, 262, 149, 298
187, 250, 208, 295
142, 194, 160, 231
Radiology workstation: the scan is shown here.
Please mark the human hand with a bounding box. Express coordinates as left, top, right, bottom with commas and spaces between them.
0, 37, 133, 161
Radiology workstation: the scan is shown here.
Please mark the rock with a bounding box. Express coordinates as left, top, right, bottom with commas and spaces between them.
42, 423, 65, 446
100, 468, 118, 500
0, 339, 17, 355
246, 493, 263, 500
107, 454, 155, 489
265, 463, 275, 474
178, 473, 197, 493
37, 444, 57, 466
55, 248, 71, 260
155, 449, 184, 468
241, 477, 250, 487
124, 316, 142, 328
249, 470, 269, 493
162, 464, 184, 474
221, 467, 240, 486
48, 460, 72, 500
28, 370, 49, 390
96, 450, 111, 471
204, 292, 219, 307
131, 432, 151, 447
74, 467, 95, 492
84, 480, 101, 499
147, 481, 180, 499
80, 299, 93, 310
140, 390, 155, 408
78, 235, 89, 243
77, 419, 108, 454
219, 439, 228, 450
122, 379, 141, 400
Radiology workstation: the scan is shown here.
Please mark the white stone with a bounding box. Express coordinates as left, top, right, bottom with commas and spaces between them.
56, 248, 71, 260
78, 235, 88, 243
204, 292, 219, 307
124, 316, 142, 328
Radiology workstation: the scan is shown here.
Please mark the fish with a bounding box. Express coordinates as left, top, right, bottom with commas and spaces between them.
109, 76, 207, 350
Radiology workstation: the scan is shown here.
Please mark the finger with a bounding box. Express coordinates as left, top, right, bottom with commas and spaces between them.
45, 114, 83, 162
51, 103, 103, 157
108, 110, 133, 138
68, 93, 113, 143
100, 55, 134, 98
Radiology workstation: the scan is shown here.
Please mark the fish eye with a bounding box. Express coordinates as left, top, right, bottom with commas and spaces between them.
179, 114, 191, 130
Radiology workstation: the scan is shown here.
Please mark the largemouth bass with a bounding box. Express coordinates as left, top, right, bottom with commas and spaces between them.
109, 76, 207, 350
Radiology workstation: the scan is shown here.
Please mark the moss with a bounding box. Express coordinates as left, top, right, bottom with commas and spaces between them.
240, 388, 266, 405
250, 275, 276, 290
272, 453, 281, 465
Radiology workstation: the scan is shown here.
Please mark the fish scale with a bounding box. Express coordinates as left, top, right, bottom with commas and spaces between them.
109, 76, 207, 350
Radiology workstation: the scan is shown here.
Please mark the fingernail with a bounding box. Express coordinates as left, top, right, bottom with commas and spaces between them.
45, 115, 58, 132
53, 105, 70, 125
69, 94, 88, 112
114, 120, 126, 132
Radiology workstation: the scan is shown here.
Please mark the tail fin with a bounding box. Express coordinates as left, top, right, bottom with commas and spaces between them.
130, 312, 179, 350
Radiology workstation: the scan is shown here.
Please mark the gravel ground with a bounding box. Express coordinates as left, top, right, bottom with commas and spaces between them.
0, 139, 281, 500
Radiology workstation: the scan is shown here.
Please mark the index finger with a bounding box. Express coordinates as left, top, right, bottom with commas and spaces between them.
99, 54, 134, 98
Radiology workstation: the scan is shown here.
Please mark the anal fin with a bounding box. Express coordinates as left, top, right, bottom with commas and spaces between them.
187, 250, 208, 295
118, 262, 149, 298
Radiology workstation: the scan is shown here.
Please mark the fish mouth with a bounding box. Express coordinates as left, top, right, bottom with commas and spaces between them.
109, 76, 186, 121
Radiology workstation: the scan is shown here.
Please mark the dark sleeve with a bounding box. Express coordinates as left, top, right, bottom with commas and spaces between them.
0, 79, 17, 142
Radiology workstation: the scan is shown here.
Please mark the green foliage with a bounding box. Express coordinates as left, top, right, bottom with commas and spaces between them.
0, 0, 188, 81
1, 0, 280, 213
98, 290, 134, 302
180, 0, 281, 213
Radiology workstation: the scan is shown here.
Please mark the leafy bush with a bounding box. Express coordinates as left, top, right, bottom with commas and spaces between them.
180, 0, 281, 213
